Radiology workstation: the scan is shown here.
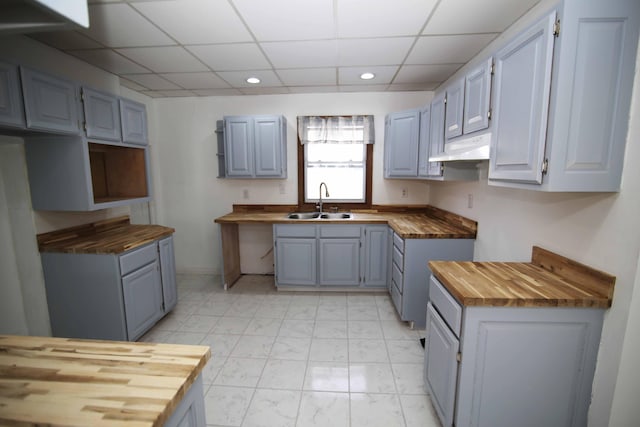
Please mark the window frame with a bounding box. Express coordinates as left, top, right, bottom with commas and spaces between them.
297, 133, 373, 210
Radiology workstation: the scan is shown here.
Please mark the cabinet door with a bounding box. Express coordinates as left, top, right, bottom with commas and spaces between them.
275, 238, 317, 286
428, 94, 445, 177
224, 116, 254, 177
159, 236, 178, 313
0, 60, 25, 128
417, 105, 431, 177
122, 261, 164, 341
489, 12, 555, 184
319, 238, 360, 286
165, 375, 206, 427
463, 58, 492, 134
119, 98, 148, 145
253, 116, 284, 177
425, 302, 459, 427
363, 226, 388, 288
21, 67, 79, 135
445, 79, 464, 139
385, 109, 420, 177
82, 87, 121, 141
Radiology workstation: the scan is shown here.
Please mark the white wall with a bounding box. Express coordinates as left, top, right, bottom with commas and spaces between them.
152, 92, 432, 274
426, 1, 640, 424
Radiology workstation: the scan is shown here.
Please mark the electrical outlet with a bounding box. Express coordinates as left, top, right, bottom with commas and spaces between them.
467, 194, 473, 209
243, 189, 249, 199
401, 188, 408, 198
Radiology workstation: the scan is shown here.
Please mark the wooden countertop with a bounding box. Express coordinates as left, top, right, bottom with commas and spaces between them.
214, 205, 477, 239
0, 335, 210, 426
37, 216, 175, 254
429, 246, 615, 308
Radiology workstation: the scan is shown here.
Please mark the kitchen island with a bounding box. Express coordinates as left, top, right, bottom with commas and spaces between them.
0, 335, 210, 426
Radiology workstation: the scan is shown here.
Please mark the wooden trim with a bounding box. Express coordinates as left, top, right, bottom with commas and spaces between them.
220, 223, 241, 288
296, 138, 373, 210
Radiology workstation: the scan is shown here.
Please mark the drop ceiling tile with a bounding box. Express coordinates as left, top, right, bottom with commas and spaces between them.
160, 72, 230, 89
339, 84, 389, 92
217, 70, 282, 87
233, 0, 334, 41
67, 49, 151, 74
424, 0, 540, 34
120, 77, 149, 91
116, 46, 208, 73
337, 37, 414, 67
81, 3, 176, 47
193, 88, 244, 96
288, 86, 340, 94
132, 0, 252, 44
276, 68, 336, 86
139, 91, 165, 98
261, 40, 338, 68
394, 64, 462, 84
387, 82, 438, 91
154, 90, 198, 97
406, 34, 498, 65
239, 87, 292, 95
337, 0, 437, 38
187, 43, 270, 71
121, 74, 181, 90
29, 31, 103, 50
338, 66, 398, 85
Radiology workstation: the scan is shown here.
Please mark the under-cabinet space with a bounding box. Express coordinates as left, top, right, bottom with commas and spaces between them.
88, 142, 149, 204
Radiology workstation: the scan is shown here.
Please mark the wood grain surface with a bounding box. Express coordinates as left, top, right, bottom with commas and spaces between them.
0, 335, 210, 427
214, 205, 477, 239
37, 216, 175, 254
429, 247, 615, 308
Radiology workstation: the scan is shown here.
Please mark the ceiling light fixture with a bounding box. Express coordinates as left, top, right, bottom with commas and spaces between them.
360, 72, 375, 80
246, 77, 261, 84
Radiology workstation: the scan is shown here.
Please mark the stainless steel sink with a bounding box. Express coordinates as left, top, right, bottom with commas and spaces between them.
287, 212, 321, 219
286, 212, 352, 220
320, 213, 352, 219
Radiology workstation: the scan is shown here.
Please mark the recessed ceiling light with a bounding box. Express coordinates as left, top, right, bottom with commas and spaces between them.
246, 77, 261, 84
360, 72, 375, 80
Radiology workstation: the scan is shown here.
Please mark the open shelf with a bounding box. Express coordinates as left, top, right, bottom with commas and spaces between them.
88, 143, 148, 204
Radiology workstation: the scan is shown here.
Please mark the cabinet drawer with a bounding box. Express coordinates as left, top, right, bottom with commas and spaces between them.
319, 225, 361, 238
392, 245, 404, 271
429, 275, 462, 337
392, 262, 403, 293
391, 278, 402, 315
393, 232, 404, 252
119, 243, 157, 276
275, 224, 317, 238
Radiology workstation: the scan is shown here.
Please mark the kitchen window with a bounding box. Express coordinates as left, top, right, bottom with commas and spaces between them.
297, 115, 374, 209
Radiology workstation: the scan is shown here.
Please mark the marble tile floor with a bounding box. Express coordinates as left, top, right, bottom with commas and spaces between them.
141, 274, 441, 427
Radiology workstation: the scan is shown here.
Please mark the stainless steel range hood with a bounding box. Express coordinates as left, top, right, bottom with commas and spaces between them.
429, 133, 491, 162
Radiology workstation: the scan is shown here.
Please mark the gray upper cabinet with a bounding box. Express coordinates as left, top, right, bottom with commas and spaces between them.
490, 0, 640, 191
428, 94, 446, 178
224, 115, 287, 179
417, 105, 432, 177
0, 60, 25, 129
362, 225, 389, 288
119, 98, 148, 145
384, 109, 420, 177
444, 79, 464, 140
82, 87, 121, 142
490, 12, 555, 184
463, 58, 492, 134
20, 67, 80, 135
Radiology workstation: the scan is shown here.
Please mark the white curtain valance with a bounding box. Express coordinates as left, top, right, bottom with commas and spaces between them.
297, 115, 375, 144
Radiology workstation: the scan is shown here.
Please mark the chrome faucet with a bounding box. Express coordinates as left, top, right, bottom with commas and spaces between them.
318, 182, 329, 213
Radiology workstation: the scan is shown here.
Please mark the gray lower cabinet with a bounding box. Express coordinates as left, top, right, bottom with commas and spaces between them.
20, 66, 80, 135
0, 60, 25, 129
391, 232, 473, 328
425, 275, 603, 427
41, 236, 177, 341
165, 375, 207, 427
274, 224, 388, 289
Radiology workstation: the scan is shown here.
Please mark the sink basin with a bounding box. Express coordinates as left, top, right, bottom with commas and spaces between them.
320, 213, 352, 219
287, 212, 321, 219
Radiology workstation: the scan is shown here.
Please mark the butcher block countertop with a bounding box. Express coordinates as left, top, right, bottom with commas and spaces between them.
214, 204, 477, 239
37, 216, 175, 254
429, 246, 615, 308
0, 335, 210, 427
